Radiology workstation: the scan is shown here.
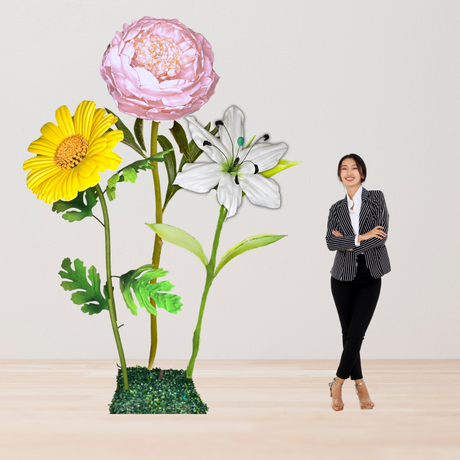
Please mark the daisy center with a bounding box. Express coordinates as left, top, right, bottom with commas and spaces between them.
54, 135, 89, 170
132, 33, 193, 81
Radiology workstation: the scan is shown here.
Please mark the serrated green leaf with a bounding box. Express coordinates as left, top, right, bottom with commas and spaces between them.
170, 121, 191, 162
214, 234, 287, 277
145, 223, 208, 267
52, 188, 98, 222
58, 258, 108, 315
106, 158, 155, 201
261, 159, 302, 178
105, 109, 144, 156
134, 118, 146, 151
119, 264, 182, 316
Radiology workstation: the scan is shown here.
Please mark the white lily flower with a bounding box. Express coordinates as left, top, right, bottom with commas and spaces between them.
173, 106, 288, 218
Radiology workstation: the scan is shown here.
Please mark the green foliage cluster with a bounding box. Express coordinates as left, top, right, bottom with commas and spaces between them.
109, 367, 208, 414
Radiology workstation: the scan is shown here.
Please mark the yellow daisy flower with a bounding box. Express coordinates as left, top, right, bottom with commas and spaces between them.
23, 101, 124, 204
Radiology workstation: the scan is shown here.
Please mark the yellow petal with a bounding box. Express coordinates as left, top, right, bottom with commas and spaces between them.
27, 166, 60, 188
89, 114, 118, 144
27, 137, 57, 157
74, 101, 96, 139
40, 122, 65, 146
87, 138, 108, 157
23, 156, 56, 170
55, 106, 75, 138
102, 130, 124, 149
75, 158, 96, 178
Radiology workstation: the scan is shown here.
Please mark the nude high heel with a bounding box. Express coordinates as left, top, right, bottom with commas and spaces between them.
355, 381, 375, 410
328, 378, 344, 411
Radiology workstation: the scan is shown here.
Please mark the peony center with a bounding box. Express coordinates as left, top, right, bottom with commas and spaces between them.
54, 135, 89, 170
132, 32, 193, 81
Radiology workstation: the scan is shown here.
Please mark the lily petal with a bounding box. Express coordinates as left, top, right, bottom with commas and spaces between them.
174, 162, 222, 193
216, 173, 243, 218
220, 106, 244, 157
243, 142, 288, 172
239, 174, 281, 209
185, 116, 230, 164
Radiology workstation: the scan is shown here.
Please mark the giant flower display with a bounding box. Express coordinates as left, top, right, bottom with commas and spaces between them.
174, 106, 288, 217
100, 17, 219, 120
23, 101, 123, 204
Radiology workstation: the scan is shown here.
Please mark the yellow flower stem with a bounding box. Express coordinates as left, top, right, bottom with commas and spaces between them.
186, 205, 227, 379
148, 120, 162, 370
95, 184, 129, 390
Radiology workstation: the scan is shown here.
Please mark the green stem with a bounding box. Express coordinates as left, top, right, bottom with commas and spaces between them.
186, 205, 227, 379
95, 184, 129, 390
148, 120, 162, 370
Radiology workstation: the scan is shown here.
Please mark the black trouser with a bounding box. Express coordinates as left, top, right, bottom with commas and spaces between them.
330, 254, 381, 380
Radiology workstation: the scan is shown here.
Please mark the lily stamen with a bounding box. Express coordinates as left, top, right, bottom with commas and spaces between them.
203, 140, 229, 162
240, 133, 270, 164
215, 120, 236, 158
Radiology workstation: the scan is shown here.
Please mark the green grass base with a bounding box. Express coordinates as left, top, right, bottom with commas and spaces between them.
108, 367, 209, 414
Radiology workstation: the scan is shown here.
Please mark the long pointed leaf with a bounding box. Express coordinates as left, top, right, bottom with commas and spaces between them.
145, 223, 208, 267
134, 118, 146, 152
215, 234, 287, 277
261, 159, 302, 178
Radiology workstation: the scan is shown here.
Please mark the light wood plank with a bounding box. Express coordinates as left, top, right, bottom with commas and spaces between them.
0, 360, 459, 460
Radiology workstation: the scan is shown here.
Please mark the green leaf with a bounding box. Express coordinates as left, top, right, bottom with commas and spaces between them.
145, 223, 208, 267
260, 159, 303, 178
119, 264, 183, 316
158, 135, 180, 210
214, 234, 287, 277
52, 188, 98, 222
106, 158, 155, 201
58, 258, 109, 315
170, 121, 191, 162
105, 108, 144, 156
134, 118, 146, 152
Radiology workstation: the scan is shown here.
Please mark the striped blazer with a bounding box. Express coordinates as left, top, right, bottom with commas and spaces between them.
325, 187, 391, 281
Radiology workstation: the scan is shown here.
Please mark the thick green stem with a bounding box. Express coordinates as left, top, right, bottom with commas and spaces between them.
186, 205, 227, 379
148, 120, 162, 370
95, 184, 129, 390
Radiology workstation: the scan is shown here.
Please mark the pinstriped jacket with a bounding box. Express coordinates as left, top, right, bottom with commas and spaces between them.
325, 187, 391, 281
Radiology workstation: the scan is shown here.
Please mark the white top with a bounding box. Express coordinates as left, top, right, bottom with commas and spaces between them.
346, 185, 362, 248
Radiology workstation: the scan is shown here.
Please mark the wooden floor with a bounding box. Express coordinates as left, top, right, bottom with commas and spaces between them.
0, 360, 459, 460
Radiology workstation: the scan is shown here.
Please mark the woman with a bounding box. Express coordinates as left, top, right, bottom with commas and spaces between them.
325, 154, 391, 411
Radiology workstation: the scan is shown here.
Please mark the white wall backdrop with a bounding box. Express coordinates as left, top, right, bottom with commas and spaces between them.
1, 0, 459, 361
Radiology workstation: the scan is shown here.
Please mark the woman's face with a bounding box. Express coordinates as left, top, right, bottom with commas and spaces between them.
339, 158, 363, 186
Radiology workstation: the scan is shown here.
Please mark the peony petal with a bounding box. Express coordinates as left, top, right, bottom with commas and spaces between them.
40, 122, 65, 146
55, 106, 75, 138
220, 106, 244, 157
239, 174, 280, 209
174, 162, 222, 193
185, 116, 230, 164
243, 142, 288, 172
216, 173, 243, 218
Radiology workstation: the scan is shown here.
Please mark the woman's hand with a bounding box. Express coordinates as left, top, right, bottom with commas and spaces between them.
358, 226, 386, 242
332, 230, 353, 251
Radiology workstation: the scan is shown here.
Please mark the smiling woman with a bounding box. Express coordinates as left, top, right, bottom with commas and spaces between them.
325, 153, 391, 412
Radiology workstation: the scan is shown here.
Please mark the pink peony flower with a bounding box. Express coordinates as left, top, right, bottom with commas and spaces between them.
100, 17, 219, 121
